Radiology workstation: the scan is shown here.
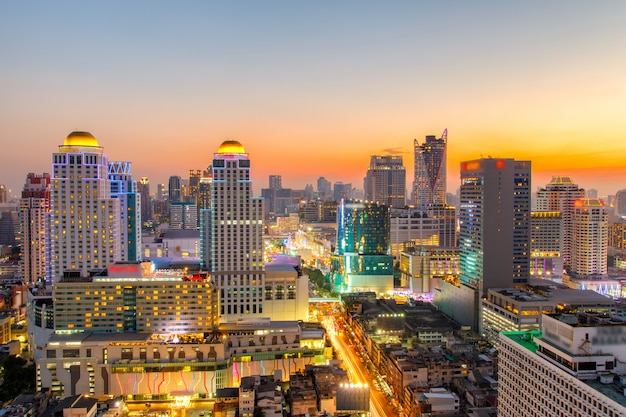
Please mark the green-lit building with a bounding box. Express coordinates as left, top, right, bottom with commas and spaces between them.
331, 200, 394, 294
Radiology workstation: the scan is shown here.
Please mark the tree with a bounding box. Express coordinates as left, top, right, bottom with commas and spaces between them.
0, 356, 36, 402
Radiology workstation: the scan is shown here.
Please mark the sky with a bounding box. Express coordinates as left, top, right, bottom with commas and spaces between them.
1, 1, 626, 199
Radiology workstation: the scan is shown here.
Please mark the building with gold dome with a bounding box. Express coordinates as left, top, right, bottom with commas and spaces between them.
49, 131, 121, 282
201, 140, 308, 322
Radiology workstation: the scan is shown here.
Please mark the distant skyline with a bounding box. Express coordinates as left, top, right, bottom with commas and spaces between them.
2, 1, 626, 198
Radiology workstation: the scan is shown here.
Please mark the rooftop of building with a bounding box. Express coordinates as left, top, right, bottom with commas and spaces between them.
217, 140, 245, 155
549, 176, 576, 185
500, 330, 541, 353
62, 131, 100, 148
489, 288, 549, 302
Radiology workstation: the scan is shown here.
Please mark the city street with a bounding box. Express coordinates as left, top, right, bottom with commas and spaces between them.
323, 313, 402, 417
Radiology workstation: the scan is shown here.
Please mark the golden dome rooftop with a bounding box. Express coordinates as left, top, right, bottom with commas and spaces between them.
63, 131, 100, 147
217, 140, 245, 154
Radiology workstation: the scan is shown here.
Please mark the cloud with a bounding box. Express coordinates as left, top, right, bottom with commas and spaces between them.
380, 147, 408, 155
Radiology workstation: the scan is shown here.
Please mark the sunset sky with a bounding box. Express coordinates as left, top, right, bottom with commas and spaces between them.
1, 1, 626, 199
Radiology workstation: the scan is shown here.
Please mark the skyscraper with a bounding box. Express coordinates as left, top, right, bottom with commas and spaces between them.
20, 172, 50, 284
0, 184, 8, 203
108, 161, 141, 262
571, 198, 608, 278
530, 211, 563, 282
202, 140, 264, 320
138, 176, 152, 226
168, 175, 182, 203
536, 176, 585, 268
49, 131, 120, 282
437, 158, 530, 329
331, 200, 394, 294
363, 155, 406, 208
413, 129, 447, 210
317, 177, 332, 200
459, 158, 531, 291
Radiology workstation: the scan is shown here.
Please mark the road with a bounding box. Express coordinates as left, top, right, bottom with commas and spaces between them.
323, 315, 402, 417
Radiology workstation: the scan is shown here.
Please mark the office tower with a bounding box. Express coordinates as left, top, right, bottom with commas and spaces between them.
269, 175, 282, 190
587, 188, 598, 198
0, 210, 18, 246
196, 171, 212, 213
109, 161, 141, 262
168, 175, 182, 203
428, 204, 457, 248
262, 174, 282, 220
170, 201, 198, 230
530, 211, 564, 282
460, 158, 531, 290
317, 177, 332, 200
499, 314, 626, 417
188, 169, 201, 199
616, 189, 626, 217
333, 182, 352, 201
571, 198, 608, 278
202, 140, 265, 320
138, 176, 152, 225
50, 131, 120, 282
156, 183, 166, 201
331, 200, 394, 294
536, 176, 585, 269
0, 184, 7, 203
363, 155, 406, 208
413, 129, 447, 210
438, 158, 530, 329
20, 173, 50, 284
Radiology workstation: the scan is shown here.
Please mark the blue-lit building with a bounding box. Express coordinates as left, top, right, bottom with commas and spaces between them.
331, 200, 394, 294
109, 161, 141, 262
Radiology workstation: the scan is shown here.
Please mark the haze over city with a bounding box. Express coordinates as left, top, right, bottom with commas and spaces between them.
2, 1, 626, 196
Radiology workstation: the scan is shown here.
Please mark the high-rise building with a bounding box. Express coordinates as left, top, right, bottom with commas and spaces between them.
571, 198, 608, 278
269, 175, 282, 190
188, 169, 201, 201
168, 175, 182, 203
615, 189, 626, 218
436, 158, 530, 329
138, 176, 152, 225
0, 184, 8, 203
49, 131, 120, 283
536, 176, 585, 268
109, 161, 141, 262
202, 141, 307, 322
156, 183, 166, 201
363, 155, 406, 208
317, 177, 332, 200
459, 158, 531, 290
530, 211, 564, 282
20, 173, 50, 284
413, 129, 447, 210
331, 200, 394, 294
201, 140, 265, 321
333, 182, 352, 201
0, 210, 18, 246
170, 201, 198, 230
499, 314, 626, 417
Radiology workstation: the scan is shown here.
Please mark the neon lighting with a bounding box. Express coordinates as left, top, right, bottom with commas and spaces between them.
158, 372, 165, 394
115, 373, 123, 394
140, 371, 148, 394
260, 360, 265, 375
133, 373, 138, 394
180, 370, 188, 392
203, 371, 208, 396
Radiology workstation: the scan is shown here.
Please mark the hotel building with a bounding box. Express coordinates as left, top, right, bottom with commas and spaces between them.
49, 131, 120, 283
